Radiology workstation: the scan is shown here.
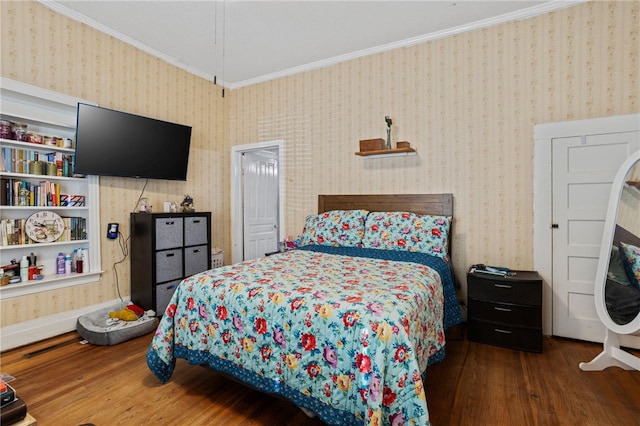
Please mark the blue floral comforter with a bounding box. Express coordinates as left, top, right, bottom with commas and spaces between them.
147, 246, 462, 425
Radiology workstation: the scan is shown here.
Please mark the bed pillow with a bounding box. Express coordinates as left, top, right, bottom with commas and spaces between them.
607, 246, 632, 286
362, 211, 451, 258
299, 209, 368, 247
619, 241, 640, 289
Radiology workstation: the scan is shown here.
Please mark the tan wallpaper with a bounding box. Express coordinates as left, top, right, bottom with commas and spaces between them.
1, 1, 639, 328
228, 0, 639, 289
1, 1, 227, 326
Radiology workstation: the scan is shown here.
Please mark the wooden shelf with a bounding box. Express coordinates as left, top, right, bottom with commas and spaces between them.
625, 180, 640, 195
355, 147, 416, 158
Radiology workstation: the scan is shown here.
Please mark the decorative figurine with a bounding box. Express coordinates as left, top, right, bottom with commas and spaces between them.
385, 116, 392, 149
138, 197, 152, 213
181, 195, 195, 212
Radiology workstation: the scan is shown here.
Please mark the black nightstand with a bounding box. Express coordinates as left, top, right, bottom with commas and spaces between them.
467, 269, 543, 353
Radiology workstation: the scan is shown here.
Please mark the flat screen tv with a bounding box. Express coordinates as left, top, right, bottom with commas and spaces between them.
74, 103, 192, 181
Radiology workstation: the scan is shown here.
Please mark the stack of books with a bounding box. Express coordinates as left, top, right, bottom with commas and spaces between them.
0, 379, 27, 425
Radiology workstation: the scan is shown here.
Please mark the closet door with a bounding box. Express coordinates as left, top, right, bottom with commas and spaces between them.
551, 131, 639, 342
242, 150, 279, 260
535, 114, 640, 341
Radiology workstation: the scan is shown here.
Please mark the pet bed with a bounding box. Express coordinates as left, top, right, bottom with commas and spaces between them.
77, 302, 158, 346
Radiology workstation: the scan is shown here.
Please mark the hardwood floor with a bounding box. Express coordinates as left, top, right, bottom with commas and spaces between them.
1, 329, 639, 425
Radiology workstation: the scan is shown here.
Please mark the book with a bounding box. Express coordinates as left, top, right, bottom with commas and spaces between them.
0, 380, 16, 407
0, 397, 27, 425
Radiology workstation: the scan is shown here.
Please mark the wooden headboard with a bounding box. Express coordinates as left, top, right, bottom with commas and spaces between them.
318, 193, 455, 278
318, 193, 453, 216
614, 224, 640, 247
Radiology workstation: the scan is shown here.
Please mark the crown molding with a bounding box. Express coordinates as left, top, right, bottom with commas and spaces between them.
229, 0, 585, 89
39, 0, 585, 91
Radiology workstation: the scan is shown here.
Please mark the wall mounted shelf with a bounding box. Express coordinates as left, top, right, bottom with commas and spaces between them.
625, 180, 640, 196
355, 147, 416, 159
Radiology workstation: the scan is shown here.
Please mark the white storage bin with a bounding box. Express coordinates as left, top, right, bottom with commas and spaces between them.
211, 250, 224, 268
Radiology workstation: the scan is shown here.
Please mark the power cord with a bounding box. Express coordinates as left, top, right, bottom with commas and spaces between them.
132, 179, 149, 213
112, 230, 129, 302
110, 179, 148, 302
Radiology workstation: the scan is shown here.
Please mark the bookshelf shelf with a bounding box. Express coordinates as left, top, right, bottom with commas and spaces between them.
1, 77, 101, 299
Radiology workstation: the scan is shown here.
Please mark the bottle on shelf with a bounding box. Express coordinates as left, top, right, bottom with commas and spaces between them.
81, 248, 89, 272
20, 255, 29, 281
56, 252, 65, 274
64, 254, 71, 274
76, 251, 83, 274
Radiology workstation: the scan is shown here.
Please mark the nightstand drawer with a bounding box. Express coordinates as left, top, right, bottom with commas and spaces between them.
468, 299, 541, 328
467, 319, 542, 353
467, 273, 541, 306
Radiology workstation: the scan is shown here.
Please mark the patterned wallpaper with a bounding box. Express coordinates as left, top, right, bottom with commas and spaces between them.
1, 1, 227, 325
228, 0, 639, 289
1, 1, 639, 328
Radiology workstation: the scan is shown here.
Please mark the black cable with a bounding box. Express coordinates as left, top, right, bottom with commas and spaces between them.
112, 230, 128, 302
132, 179, 149, 213
111, 179, 147, 301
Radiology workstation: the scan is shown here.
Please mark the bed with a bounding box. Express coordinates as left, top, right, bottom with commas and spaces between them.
147, 193, 463, 425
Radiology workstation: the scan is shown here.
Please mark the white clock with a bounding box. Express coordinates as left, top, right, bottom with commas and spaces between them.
25, 211, 65, 243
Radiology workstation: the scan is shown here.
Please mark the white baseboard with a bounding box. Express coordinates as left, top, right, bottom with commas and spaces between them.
0, 297, 130, 352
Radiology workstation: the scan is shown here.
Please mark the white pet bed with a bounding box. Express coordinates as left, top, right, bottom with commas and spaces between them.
76, 302, 159, 346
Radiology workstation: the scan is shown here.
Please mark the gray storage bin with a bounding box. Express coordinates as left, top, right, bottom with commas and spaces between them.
156, 280, 181, 315
156, 248, 183, 282
155, 217, 183, 250
185, 215, 209, 246
184, 244, 209, 276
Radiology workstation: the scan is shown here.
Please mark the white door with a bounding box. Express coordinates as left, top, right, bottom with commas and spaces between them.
242, 150, 279, 260
552, 131, 640, 341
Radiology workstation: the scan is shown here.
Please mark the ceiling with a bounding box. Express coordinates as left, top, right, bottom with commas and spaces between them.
42, 1, 581, 89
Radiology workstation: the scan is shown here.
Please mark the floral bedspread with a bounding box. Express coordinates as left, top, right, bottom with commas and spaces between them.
147, 247, 461, 425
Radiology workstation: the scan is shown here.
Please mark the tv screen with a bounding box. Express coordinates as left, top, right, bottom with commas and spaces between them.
74, 103, 192, 181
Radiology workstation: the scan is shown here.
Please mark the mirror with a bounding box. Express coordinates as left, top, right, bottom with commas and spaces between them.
604, 160, 640, 326
580, 151, 640, 372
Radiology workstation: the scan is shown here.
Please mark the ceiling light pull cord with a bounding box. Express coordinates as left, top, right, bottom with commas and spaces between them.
222, 0, 226, 98
212, 0, 223, 97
